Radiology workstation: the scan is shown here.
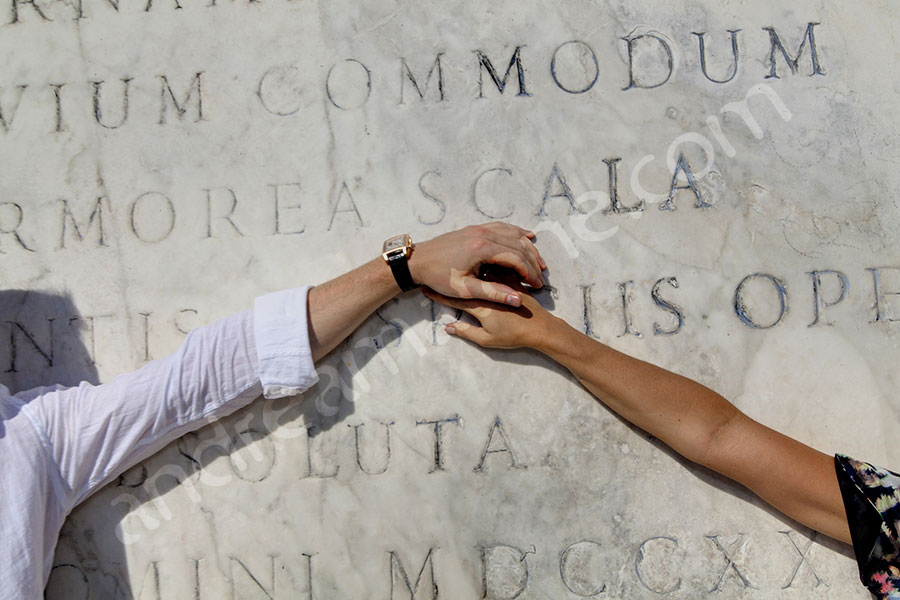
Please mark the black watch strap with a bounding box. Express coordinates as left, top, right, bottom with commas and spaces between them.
387, 252, 418, 292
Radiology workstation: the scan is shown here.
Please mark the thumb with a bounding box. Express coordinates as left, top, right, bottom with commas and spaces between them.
445, 321, 492, 347
467, 277, 521, 307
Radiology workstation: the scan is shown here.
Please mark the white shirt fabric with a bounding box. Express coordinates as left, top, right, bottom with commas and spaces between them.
0, 286, 318, 599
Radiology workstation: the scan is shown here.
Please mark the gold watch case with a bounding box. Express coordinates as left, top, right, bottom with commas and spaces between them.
382, 234, 413, 261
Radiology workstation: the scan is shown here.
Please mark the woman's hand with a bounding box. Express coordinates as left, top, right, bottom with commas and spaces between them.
422, 287, 563, 350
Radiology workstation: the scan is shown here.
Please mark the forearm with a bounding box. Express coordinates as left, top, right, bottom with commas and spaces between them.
307, 257, 400, 362
538, 321, 739, 466
536, 319, 850, 543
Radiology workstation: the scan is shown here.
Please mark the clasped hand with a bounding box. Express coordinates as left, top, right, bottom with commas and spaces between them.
409, 222, 545, 308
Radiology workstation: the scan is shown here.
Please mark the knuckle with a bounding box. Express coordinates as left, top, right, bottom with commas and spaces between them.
465, 238, 486, 254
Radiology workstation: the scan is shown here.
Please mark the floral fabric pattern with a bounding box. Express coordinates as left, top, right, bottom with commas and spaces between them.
835, 454, 900, 599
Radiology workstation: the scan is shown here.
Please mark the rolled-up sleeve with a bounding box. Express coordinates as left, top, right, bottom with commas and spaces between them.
20, 285, 319, 510
254, 285, 319, 399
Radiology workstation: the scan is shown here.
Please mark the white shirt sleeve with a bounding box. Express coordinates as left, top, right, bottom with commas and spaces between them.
254, 286, 319, 399
19, 285, 319, 510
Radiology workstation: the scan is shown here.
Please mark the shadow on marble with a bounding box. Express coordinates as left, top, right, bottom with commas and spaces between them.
0, 290, 99, 394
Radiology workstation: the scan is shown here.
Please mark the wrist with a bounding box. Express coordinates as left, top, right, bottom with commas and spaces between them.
535, 317, 583, 361
407, 241, 427, 286
373, 256, 404, 297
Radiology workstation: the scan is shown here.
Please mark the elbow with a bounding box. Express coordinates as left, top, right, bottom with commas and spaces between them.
690, 408, 744, 473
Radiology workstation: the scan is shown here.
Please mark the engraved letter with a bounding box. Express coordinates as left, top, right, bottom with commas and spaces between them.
475, 46, 530, 98
58, 197, 108, 249
389, 549, 438, 600
618, 280, 641, 337
258, 65, 303, 116
50, 84, 65, 132
158, 72, 204, 124
471, 168, 514, 219
0, 202, 34, 252
130, 192, 175, 243
10, 0, 50, 23
536, 162, 581, 217
326, 59, 372, 110
551, 40, 599, 94
780, 530, 825, 589
808, 269, 848, 326
400, 54, 446, 103
5, 319, 54, 372
473, 417, 525, 473
868, 267, 900, 323
352, 421, 394, 476
479, 544, 529, 600
652, 277, 684, 335
228, 428, 275, 482
706, 534, 753, 592
417, 170, 447, 226
581, 283, 599, 339
229, 555, 278, 599
692, 30, 740, 84
635, 536, 682, 594
734, 273, 788, 329
763, 23, 825, 79
270, 182, 304, 235
328, 181, 365, 230
602, 157, 643, 214
205, 188, 244, 238
92, 78, 131, 129
621, 34, 673, 90
659, 153, 711, 211
560, 540, 606, 597
416, 415, 460, 473
0, 85, 26, 132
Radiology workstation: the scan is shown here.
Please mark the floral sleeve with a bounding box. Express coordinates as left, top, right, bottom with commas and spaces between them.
835, 454, 900, 599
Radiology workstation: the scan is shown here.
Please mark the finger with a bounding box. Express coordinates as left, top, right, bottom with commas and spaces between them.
477, 265, 530, 294
478, 224, 543, 275
462, 277, 523, 307
491, 234, 544, 285
483, 246, 541, 288
423, 287, 484, 311
445, 321, 493, 346
524, 233, 547, 271
519, 235, 546, 278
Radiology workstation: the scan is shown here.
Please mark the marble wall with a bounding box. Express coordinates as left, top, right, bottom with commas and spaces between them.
2, 0, 898, 597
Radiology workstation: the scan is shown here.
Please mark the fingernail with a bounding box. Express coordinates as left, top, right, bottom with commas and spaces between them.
506, 294, 521, 306
445, 325, 456, 334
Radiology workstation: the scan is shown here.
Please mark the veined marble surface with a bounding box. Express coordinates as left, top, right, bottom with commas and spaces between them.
1, 0, 897, 597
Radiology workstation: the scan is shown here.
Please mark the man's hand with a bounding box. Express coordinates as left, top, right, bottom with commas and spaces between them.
308, 221, 546, 361
409, 222, 545, 307
423, 288, 562, 350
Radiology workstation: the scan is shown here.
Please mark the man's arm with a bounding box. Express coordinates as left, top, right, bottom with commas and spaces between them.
27, 222, 543, 508
424, 289, 852, 546
307, 222, 544, 361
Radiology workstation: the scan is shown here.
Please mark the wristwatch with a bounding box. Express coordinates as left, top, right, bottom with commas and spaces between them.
382, 233, 419, 292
